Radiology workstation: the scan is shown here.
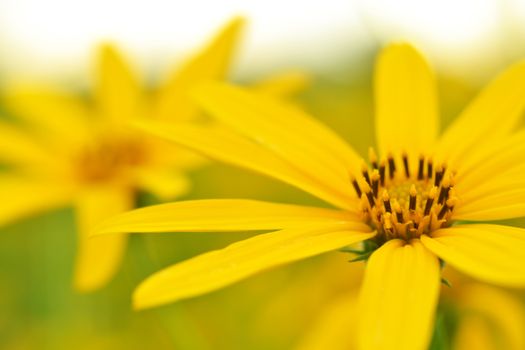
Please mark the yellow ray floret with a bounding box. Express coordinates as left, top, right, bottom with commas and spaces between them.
374, 43, 439, 160
92, 199, 359, 235
74, 185, 132, 292
421, 225, 525, 287
133, 120, 356, 210
357, 239, 440, 350
133, 225, 373, 310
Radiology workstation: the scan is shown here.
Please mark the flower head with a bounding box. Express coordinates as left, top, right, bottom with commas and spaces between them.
351, 149, 457, 244
93, 43, 525, 350
0, 17, 304, 292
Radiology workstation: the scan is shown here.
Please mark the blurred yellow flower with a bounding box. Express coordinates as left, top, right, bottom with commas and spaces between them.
448, 280, 525, 350
295, 267, 525, 350
0, 17, 306, 293
93, 43, 525, 350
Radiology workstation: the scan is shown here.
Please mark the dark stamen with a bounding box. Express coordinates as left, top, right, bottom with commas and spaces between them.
402, 153, 410, 178
387, 154, 396, 179
434, 167, 444, 187
362, 164, 371, 184
363, 172, 370, 185
417, 156, 424, 180
437, 203, 449, 220
351, 178, 361, 197
424, 187, 437, 216
384, 200, 392, 213
371, 171, 380, 197
395, 210, 403, 223
409, 184, 417, 211
427, 160, 433, 181
382, 190, 392, 213
366, 191, 375, 207
438, 179, 451, 204
424, 197, 434, 216
379, 162, 386, 186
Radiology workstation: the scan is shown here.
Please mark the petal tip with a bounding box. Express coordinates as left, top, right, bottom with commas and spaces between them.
97, 42, 122, 61
132, 283, 168, 311
226, 15, 247, 30
378, 42, 427, 65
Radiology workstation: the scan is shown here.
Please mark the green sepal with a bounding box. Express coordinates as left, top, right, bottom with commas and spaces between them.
441, 278, 452, 288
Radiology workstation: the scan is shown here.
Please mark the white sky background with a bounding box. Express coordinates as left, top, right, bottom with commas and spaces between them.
1, 0, 525, 81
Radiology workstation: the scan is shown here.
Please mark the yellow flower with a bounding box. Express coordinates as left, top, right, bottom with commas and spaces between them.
0, 17, 306, 293
450, 283, 525, 350
92, 43, 525, 349
295, 267, 525, 350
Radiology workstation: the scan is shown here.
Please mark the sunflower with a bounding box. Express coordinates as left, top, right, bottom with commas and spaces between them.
0, 17, 306, 293
92, 43, 525, 350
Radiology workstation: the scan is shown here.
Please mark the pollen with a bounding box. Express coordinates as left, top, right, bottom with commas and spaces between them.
350, 147, 458, 242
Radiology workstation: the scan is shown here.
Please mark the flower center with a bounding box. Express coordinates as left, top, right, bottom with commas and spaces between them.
351, 148, 457, 242
75, 137, 147, 183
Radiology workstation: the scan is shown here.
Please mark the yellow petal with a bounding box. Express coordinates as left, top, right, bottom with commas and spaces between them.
454, 189, 525, 221
296, 293, 359, 350
455, 283, 525, 350
452, 129, 525, 182
358, 239, 440, 350
435, 60, 525, 168
95, 43, 143, 123
456, 167, 525, 205
191, 82, 362, 196
0, 121, 55, 167
0, 176, 73, 226
146, 137, 206, 172
135, 168, 191, 201
2, 86, 92, 148
374, 43, 439, 160
134, 120, 357, 210
92, 199, 363, 236
73, 185, 133, 292
453, 130, 525, 195
155, 17, 244, 122
421, 224, 525, 287
133, 225, 373, 309
250, 71, 310, 97
450, 131, 525, 221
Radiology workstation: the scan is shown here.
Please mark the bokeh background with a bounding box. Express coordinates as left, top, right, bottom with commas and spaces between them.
1, 0, 525, 349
